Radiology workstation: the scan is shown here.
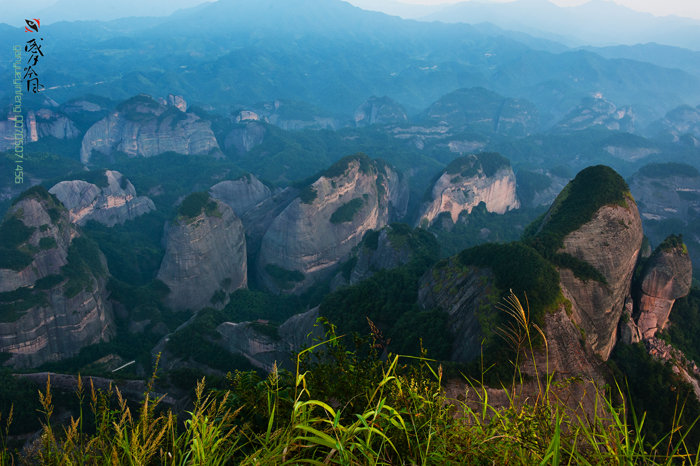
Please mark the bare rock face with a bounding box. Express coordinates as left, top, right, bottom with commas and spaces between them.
216, 307, 321, 371
354, 96, 408, 127
331, 224, 437, 290
224, 121, 266, 155
26, 109, 81, 142
80, 94, 221, 163
49, 170, 155, 226
636, 236, 692, 339
417, 260, 494, 362
554, 96, 634, 133
0, 187, 114, 368
421, 87, 539, 137
257, 154, 408, 293
649, 104, 700, 143
210, 174, 272, 217
0, 109, 79, 151
532, 166, 643, 360
417, 153, 519, 227
157, 195, 247, 312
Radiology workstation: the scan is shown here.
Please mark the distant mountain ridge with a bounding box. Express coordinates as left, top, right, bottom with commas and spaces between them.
422, 0, 700, 50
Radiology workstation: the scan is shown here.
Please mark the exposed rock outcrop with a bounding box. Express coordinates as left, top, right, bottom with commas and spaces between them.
80, 94, 221, 163
636, 236, 692, 339
530, 165, 643, 360
421, 87, 539, 137
417, 259, 494, 362
224, 121, 266, 155
0, 109, 80, 151
209, 174, 272, 217
554, 95, 634, 133
0, 187, 114, 368
354, 96, 408, 127
417, 153, 519, 227
49, 170, 155, 226
648, 104, 700, 144
331, 224, 438, 290
157, 194, 247, 312
257, 154, 408, 293
216, 307, 321, 371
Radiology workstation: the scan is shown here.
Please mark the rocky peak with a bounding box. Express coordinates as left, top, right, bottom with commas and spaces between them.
527, 165, 642, 360
354, 96, 408, 127
209, 174, 273, 217
257, 154, 408, 293
421, 87, 539, 137
167, 94, 187, 112
553, 95, 634, 133
49, 170, 155, 227
80, 94, 221, 163
0, 186, 114, 367
331, 223, 438, 290
648, 104, 700, 143
156, 192, 247, 312
418, 152, 519, 227
636, 235, 693, 339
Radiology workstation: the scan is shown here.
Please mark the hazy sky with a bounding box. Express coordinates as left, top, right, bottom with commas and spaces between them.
8, 0, 700, 21
385, 0, 700, 19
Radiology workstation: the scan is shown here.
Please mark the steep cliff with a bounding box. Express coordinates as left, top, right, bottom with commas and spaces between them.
49, 170, 155, 226
80, 94, 221, 163
354, 96, 408, 127
332, 224, 438, 290
527, 165, 643, 359
0, 186, 114, 368
224, 121, 266, 155
157, 193, 247, 312
209, 174, 272, 217
553, 95, 634, 133
648, 104, 700, 144
417, 153, 519, 227
0, 108, 80, 151
257, 154, 408, 293
421, 87, 539, 137
636, 235, 693, 339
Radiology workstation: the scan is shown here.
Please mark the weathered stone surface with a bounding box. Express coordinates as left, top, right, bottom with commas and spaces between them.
554, 96, 635, 133
210, 174, 272, 217
49, 170, 155, 226
80, 94, 221, 163
216, 307, 321, 371
224, 121, 266, 155
0, 189, 114, 368
354, 96, 408, 127
421, 87, 539, 137
619, 296, 641, 345
257, 155, 408, 293
636, 238, 692, 339
0, 109, 80, 151
418, 260, 494, 362
557, 200, 643, 360
157, 199, 247, 312
417, 154, 519, 227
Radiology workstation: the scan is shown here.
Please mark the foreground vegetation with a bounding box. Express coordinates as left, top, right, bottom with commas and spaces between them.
1, 293, 699, 464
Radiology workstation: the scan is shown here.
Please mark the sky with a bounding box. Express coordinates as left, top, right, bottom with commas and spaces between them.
361, 0, 700, 20
6, 0, 700, 22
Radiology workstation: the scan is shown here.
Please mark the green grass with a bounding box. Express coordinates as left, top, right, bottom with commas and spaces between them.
2, 293, 698, 464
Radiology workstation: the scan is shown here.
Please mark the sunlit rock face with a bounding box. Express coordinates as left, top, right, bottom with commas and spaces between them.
0, 187, 114, 368
417, 153, 519, 227
80, 94, 221, 163
636, 237, 692, 340
157, 198, 247, 313
553, 95, 635, 133
257, 154, 408, 294
50, 170, 154, 227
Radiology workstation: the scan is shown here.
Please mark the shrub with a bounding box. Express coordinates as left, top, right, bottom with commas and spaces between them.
329, 198, 364, 224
